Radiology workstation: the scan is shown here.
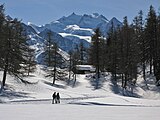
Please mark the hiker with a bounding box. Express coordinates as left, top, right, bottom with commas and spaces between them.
56, 92, 60, 104
52, 92, 56, 104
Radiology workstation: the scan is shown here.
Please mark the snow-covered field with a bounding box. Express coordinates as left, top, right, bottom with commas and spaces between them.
0, 66, 160, 120
0, 104, 159, 120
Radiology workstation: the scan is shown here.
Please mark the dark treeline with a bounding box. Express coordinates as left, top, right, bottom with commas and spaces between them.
89, 5, 160, 89
0, 5, 36, 91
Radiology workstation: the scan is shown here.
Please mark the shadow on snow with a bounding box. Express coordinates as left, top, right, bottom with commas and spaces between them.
43, 80, 67, 89
0, 86, 32, 103
85, 73, 107, 90
69, 101, 160, 107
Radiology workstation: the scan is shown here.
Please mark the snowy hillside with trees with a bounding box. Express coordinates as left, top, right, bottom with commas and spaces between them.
0, 65, 160, 120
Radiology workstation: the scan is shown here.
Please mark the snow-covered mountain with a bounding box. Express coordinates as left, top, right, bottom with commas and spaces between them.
29, 13, 110, 33
24, 13, 122, 63
28, 13, 121, 36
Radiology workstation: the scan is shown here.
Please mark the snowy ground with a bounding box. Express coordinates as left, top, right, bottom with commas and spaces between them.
0, 104, 160, 120
0, 65, 160, 120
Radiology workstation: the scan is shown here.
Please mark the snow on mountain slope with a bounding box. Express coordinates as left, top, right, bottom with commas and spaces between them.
25, 13, 122, 64
57, 48, 70, 61
28, 22, 41, 33
28, 13, 121, 40
25, 28, 71, 64
24, 27, 90, 65
59, 33, 91, 43
38, 29, 90, 52
64, 24, 94, 36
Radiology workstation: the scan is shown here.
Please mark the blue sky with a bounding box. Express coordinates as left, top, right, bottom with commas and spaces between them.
1, 0, 159, 25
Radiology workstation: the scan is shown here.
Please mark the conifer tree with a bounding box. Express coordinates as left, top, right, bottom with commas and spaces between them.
25, 47, 36, 76
44, 30, 66, 85
89, 28, 104, 79
44, 30, 53, 67
0, 17, 35, 91
155, 8, 160, 84
137, 11, 146, 82
105, 22, 119, 82
79, 42, 87, 65
120, 16, 137, 89
68, 51, 73, 84
0, 4, 6, 70
145, 5, 157, 75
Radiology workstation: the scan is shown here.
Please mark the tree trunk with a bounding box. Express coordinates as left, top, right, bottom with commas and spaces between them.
142, 62, 146, 81
96, 42, 100, 79
52, 67, 56, 85
124, 73, 127, 89
68, 71, 71, 84
1, 59, 8, 91
121, 73, 124, 88
149, 59, 152, 74
27, 64, 30, 76
73, 73, 76, 87
68, 55, 72, 84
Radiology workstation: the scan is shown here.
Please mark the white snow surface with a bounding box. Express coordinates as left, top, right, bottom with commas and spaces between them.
57, 48, 70, 61
64, 24, 94, 32
76, 65, 96, 71
0, 66, 160, 120
59, 32, 91, 43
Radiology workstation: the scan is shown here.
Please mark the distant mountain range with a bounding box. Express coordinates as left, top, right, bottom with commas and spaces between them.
22, 13, 122, 63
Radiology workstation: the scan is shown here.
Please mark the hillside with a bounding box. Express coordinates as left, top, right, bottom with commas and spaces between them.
0, 65, 160, 102
0, 65, 160, 120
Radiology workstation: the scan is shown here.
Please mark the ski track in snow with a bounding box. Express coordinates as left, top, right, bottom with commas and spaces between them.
9, 95, 106, 104
5, 95, 160, 108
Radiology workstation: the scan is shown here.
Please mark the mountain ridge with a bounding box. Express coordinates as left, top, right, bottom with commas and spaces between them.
28, 13, 122, 35
24, 13, 122, 63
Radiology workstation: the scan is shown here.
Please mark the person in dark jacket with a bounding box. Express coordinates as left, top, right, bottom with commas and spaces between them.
52, 92, 56, 104
56, 92, 60, 104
